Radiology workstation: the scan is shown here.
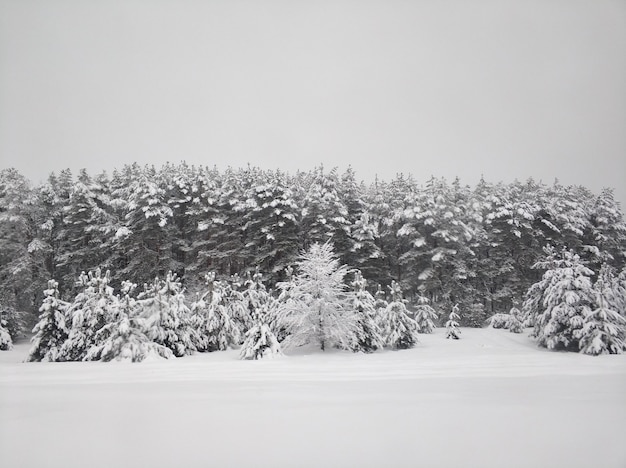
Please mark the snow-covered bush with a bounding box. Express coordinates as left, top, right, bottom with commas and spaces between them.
349, 271, 385, 352
380, 281, 419, 349
275, 242, 359, 351
508, 307, 524, 334
487, 313, 510, 329
445, 304, 461, 339
26, 280, 68, 361
240, 322, 282, 360
0, 321, 12, 350
85, 283, 173, 362
414, 295, 438, 334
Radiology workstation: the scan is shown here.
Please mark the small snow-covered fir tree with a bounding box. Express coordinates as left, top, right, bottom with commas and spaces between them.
380, 281, 419, 349
531, 250, 595, 351
191, 273, 242, 352
138, 272, 197, 357
445, 304, 461, 339
373, 283, 388, 329
240, 270, 282, 360
26, 280, 68, 361
414, 295, 438, 334
85, 282, 174, 362
577, 277, 626, 355
349, 271, 385, 352
276, 242, 359, 351
508, 306, 524, 334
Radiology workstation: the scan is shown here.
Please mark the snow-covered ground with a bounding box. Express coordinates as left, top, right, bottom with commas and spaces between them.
1, 328, 625, 468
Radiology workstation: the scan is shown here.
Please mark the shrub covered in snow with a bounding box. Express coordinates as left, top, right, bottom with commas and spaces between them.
0, 321, 12, 350
508, 307, 524, 334
85, 285, 173, 362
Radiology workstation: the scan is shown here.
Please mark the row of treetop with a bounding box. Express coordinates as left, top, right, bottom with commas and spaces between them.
0, 163, 625, 331
4, 241, 624, 361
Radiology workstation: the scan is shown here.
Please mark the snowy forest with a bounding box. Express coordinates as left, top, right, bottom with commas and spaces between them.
1, 163, 625, 359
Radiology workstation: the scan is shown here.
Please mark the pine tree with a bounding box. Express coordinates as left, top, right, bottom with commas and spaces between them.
577, 277, 626, 355
85, 282, 174, 362
26, 280, 68, 361
276, 242, 359, 351
414, 295, 438, 334
191, 273, 242, 352
349, 271, 385, 352
445, 304, 461, 339
531, 250, 595, 351
380, 281, 419, 349
60, 269, 117, 361
0, 318, 12, 350
138, 272, 196, 357
238, 269, 283, 359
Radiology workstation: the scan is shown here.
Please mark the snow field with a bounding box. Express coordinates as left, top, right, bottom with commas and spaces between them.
1, 328, 625, 468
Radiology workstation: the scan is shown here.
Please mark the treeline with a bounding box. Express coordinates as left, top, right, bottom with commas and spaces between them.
1, 163, 625, 326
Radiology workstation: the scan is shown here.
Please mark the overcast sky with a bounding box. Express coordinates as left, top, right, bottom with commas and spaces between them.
1, 0, 625, 205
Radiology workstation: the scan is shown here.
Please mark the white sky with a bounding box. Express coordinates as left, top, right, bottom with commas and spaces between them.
1, 0, 625, 205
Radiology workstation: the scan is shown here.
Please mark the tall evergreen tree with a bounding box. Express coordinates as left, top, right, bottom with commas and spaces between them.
26, 280, 68, 361
349, 271, 385, 352
529, 249, 595, 351
577, 275, 626, 355
276, 242, 359, 351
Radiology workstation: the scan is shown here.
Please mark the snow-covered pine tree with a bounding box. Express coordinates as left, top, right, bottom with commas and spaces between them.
26, 280, 68, 361
349, 270, 385, 352
0, 314, 12, 350
239, 270, 283, 359
530, 249, 595, 351
577, 276, 626, 355
85, 282, 174, 362
191, 272, 241, 352
373, 284, 388, 328
414, 295, 438, 333
445, 304, 461, 339
275, 242, 359, 351
0, 300, 27, 343
60, 269, 117, 361
138, 272, 196, 357
380, 281, 419, 349
508, 306, 524, 333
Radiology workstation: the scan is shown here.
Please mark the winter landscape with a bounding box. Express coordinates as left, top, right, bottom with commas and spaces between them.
1, 164, 626, 467
2, 1, 626, 466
